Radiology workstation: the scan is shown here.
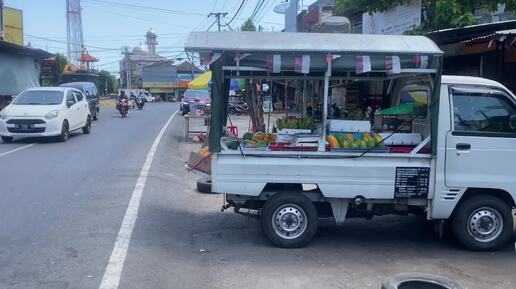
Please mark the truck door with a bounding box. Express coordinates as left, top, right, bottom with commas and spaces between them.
445, 86, 516, 191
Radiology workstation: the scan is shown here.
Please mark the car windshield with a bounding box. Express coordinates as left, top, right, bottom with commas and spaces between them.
184, 90, 209, 100
13, 90, 63, 105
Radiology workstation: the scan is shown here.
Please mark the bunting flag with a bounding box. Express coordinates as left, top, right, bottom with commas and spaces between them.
386, 56, 401, 74
326, 53, 341, 63
234, 52, 251, 62
356, 55, 371, 74
295, 55, 311, 74
266, 54, 281, 73
202, 52, 221, 66
414, 55, 429, 69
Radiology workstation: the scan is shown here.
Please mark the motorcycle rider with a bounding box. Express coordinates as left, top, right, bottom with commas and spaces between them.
118, 91, 129, 117
129, 92, 137, 109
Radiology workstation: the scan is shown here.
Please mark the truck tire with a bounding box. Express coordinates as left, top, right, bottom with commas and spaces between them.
1, 136, 13, 143
196, 178, 212, 194
261, 192, 318, 248
451, 195, 513, 251
382, 273, 464, 289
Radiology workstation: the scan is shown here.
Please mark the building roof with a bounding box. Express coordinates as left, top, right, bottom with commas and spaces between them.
427, 20, 516, 45
0, 40, 53, 58
133, 44, 149, 54
186, 31, 443, 55
80, 53, 98, 62
176, 61, 202, 73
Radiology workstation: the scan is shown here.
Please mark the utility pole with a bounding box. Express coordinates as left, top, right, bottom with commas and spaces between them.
208, 12, 228, 32
0, 0, 4, 41
121, 46, 132, 90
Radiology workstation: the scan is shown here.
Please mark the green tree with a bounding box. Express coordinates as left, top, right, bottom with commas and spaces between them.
240, 18, 257, 31
335, 0, 513, 34
98, 70, 118, 95
54, 53, 68, 84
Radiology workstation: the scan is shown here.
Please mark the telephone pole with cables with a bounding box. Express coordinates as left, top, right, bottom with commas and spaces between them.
208, 12, 228, 31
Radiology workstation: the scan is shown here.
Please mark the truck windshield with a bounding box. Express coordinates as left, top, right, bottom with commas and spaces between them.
184, 90, 209, 100
13, 91, 64, 105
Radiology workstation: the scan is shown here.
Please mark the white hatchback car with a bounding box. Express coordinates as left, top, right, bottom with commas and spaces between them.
0, 87, 92, 143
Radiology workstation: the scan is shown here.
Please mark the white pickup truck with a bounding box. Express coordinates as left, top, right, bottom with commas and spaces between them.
214, 75, 516, 250
186, 31, 516, 251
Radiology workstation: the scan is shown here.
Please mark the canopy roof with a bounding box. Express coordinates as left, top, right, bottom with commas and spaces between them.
185, 32, 443, 55
188, 71, 211, 90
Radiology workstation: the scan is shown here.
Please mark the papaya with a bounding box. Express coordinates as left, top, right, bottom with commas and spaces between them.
326, 135, 340, 149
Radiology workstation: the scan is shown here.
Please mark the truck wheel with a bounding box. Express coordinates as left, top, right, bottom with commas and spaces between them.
196, 178, 212, 194
452, 195, 513, 251
261, 192, 318, 248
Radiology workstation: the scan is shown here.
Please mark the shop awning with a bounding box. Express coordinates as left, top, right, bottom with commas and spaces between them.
188, 71, 211, 90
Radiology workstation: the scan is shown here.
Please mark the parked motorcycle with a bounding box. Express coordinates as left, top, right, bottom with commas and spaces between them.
228, 101, 249, 115
119, 99, 129, 118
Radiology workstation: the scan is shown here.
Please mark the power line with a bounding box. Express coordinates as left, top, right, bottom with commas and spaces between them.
250, 0, 266, 21
82, 0, 281, 25
225, 0, 246, 26
25, 34, 119, 51
206, 19, 218, 31
83, 0, 205, 17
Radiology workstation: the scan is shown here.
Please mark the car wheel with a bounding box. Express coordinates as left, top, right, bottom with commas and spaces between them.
1, 136, 13, 143
58, 120, 70, 142
452, 195, 513, 251
261, 192, 318, 248
82, 117, 92, 134
196, 178, 212, 194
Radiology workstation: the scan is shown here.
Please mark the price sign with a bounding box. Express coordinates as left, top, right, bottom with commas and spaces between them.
394, 167, 430, 198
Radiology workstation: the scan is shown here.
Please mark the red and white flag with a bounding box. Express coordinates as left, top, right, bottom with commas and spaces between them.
202, 52, 221, 66
326, 53, 341, 63
266, 54, 281, 73
414, 55, 429, 69
356, 55, 371, 74
234, 52, 251, 62
386, 56, 401, 74
295, 55, 311, 74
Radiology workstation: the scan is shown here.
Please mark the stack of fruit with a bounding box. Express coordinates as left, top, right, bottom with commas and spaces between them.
327, 132, 384, 150
198, 146, 210, 157
276, 116, 316, 131
242, 131, 277, 148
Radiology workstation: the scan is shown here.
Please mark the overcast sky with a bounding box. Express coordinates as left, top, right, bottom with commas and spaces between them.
7, 0, 316, 75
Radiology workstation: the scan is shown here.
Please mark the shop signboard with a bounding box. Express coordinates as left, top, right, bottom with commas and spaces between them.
3, 7, 23, 46
362, 0, 421, 35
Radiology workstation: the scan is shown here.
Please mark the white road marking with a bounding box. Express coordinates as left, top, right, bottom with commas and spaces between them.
0, 143, 36, 158
98, 110, 179, 289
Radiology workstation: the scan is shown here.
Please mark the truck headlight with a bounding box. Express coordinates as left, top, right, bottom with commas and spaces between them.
0, 111, 8, 119
45, 110, 59, 119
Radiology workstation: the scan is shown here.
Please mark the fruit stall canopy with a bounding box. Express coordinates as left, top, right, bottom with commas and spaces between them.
185, 32, 442, 55
185, 32, 444, 152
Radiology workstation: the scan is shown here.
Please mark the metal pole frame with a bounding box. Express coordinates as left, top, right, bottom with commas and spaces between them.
319, 60, 331, 152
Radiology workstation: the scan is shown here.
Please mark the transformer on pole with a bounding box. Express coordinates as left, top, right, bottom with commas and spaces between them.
66, 0, 84, 64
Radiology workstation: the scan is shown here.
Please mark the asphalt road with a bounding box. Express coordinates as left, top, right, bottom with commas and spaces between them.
1, 102, 515, 289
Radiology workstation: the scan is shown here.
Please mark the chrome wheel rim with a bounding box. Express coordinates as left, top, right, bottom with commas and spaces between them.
272, 204, 307, 240
467, 207, 503, 243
